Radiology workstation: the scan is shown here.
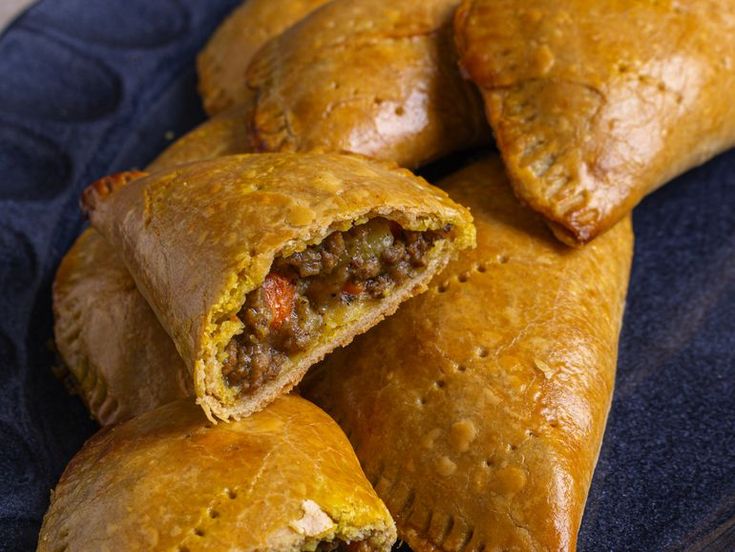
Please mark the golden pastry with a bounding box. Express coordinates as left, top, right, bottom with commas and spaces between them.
246, 0, 488, 169
82, 153, 476, 421
197, 0, 329, 115
53, 228, 190, 425
37, 396, 397, 552
302, 157, 633, 550
455, 0, 735, 244
54, 106, 253, 425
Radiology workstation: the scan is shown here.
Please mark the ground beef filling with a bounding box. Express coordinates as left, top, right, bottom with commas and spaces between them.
221, 218, 451, 392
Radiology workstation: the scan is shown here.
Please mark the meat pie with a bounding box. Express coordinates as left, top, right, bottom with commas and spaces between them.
82, 153, 475, 421
37, 396, 397, 552
303, 156, 633, 551
455, 0, 735, 244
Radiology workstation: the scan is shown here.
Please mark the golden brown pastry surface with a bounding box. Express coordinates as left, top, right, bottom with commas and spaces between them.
53, 108, 253, 425
83, 153, 476, 421
197, 0, 329, 115
302, 157, 633, 551
455, 0, 735, 244
37, 395, 397, 552
53, 228, 191, 424
246, 0, 489, 169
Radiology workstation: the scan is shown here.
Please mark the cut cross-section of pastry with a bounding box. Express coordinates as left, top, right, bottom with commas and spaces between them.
245, 0, 489, 169
37, 395, 397, 552
82, 153, 475, 421
455, 0, 735, 244
197, 0, 330, 116
54, 105, 254, 425
302, 157, 633, 551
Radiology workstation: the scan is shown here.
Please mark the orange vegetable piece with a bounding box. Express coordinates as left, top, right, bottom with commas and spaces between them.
262, 273, 295, 329
342, 281, 364, 296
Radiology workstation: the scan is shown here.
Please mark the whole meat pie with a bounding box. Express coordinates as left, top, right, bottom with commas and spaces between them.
37, 396, 397, 552
455, 0, 735, 244
303, 157, 633, 550
82, 153, 475, 421
245, 0, 489, 169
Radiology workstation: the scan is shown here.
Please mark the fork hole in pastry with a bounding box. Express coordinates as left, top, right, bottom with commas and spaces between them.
458, 271, 470, 283
476, 346, 489, 359
475, 262, 487, 273
497, 254, 509, 264
437, 280, 450, 293
208, 508, 220, 519
222, 218, 452, 395
225, 488, 237, 499
434, 380, 446, 389
193, 528, 205, 537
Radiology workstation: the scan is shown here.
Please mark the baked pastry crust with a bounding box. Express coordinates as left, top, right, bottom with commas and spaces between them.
37, 395, 397, 552
455, 0, 735, 244
197, 0, 329, 115
83, 153, 476, 421
246, 0, 488, 169
303, 157, 633, 551
53, 107, 253, 425
53, 228, 191, 424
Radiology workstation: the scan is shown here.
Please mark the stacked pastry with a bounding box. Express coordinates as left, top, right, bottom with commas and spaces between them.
39, 0, 735, 550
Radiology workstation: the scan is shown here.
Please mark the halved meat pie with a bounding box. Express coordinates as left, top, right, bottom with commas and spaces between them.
38, 396, 397, 552
82, 153, 475, 420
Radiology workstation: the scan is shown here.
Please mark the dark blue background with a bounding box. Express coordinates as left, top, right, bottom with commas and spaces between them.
0, 1, 733, 550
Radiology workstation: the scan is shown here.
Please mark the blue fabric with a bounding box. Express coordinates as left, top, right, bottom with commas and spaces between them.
0, 1, 732, 550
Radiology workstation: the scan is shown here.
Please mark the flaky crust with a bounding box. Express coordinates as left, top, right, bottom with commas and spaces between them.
455, 0, 735, 244
37, 396, 397, 552
246, 0, 489, 169
53, 228, 190, 424
302, 157, 633, 551
83, 153, 475, 421
53, 108, 254, 425
197, 0, 329, 115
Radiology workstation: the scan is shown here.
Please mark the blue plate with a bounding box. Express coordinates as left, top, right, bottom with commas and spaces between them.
0, 1, 733, 550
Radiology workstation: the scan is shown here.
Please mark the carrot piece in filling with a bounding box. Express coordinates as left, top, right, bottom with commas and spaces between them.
262, 273, 295, 329
342, 280, 364, 297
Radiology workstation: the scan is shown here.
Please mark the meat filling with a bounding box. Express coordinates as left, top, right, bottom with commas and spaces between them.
222, 218, 450, 392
